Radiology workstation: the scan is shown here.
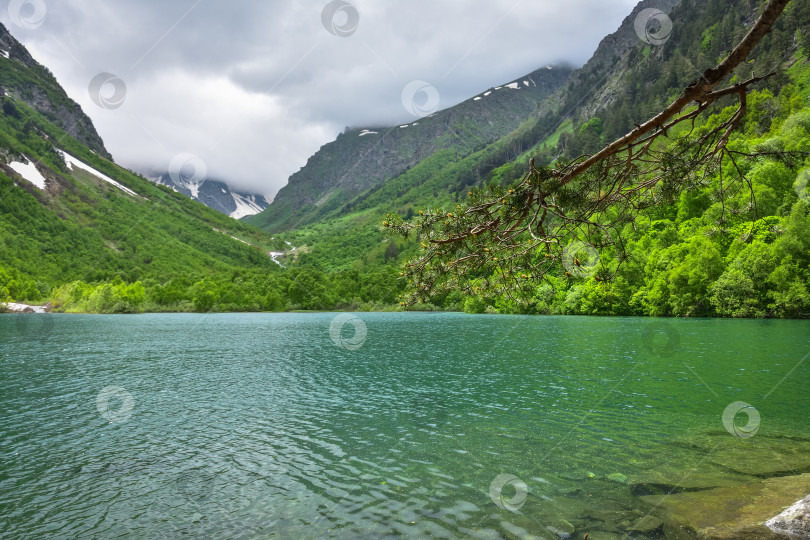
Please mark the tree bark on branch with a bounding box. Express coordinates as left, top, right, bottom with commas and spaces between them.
558, 0, 790, 188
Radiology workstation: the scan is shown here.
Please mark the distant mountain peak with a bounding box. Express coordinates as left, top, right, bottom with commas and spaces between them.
148, 172, 271, 219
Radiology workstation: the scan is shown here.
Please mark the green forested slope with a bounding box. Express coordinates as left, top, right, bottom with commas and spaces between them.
0, 93, 295, 310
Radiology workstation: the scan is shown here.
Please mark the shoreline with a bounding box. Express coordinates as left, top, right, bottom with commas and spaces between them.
3, 302, 810, 319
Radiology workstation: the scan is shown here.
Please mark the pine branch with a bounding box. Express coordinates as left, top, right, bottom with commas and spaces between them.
385, 0, 801, 305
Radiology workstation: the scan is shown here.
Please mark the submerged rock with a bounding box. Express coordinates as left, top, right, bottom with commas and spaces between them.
765, 495, 810, 538
629, 463, 758, 496
627, 515, 662, 533
641, 473, 810, 539
546, 518, 575, 538
678, 434, 810, 477
606, 473, 628, 484
585, 532, 624, 540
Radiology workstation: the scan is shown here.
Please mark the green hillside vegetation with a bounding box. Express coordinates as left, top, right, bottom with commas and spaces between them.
289, 62, 810, 318
0, 95, 404, 313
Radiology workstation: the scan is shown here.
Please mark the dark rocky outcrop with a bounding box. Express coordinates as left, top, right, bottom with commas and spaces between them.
1, 22, 110, 158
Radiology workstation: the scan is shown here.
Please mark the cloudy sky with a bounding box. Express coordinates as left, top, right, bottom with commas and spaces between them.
3, 0, 639, 198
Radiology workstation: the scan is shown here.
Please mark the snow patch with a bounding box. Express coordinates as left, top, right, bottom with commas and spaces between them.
269, 241, 297, 267
484, 91, 492, 96
0, 50, 9, 59
221, 188, 227, 193
474, 97, 482, 101
229, 192, 264, 219
182, 177, 204, 199
58, 150, 139, 197
505, 82, 520, 89
268, 252, 285, 267
8, 157, 47, 190
399, 125, 408, 128
359, 129, 378, 137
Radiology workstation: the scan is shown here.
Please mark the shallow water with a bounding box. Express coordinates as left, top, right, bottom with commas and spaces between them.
1, 312, 808, 538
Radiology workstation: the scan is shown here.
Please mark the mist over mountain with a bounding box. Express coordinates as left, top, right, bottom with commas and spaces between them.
149, 172, 271, 219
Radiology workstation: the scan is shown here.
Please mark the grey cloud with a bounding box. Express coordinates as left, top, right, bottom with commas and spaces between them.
4, 0, 639, 197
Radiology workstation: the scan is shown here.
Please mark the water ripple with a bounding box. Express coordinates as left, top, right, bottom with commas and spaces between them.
1, 313, 809, 538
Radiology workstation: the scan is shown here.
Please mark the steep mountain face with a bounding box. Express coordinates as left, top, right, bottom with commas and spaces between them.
551, 0, 803, 158
149, 172, 271, 219
0, 23, 109, 158
246, 64, 572, 232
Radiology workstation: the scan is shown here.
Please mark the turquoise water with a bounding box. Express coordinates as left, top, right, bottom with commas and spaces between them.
1, 312, 808, 538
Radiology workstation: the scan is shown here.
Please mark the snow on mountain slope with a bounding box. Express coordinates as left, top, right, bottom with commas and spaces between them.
148, 172, 270, 219
8, 157, 47, 189
58, 150, 140, 197
230, 193, 266, 219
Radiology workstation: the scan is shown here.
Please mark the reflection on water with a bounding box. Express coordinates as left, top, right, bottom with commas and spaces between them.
1, 313, 808, 538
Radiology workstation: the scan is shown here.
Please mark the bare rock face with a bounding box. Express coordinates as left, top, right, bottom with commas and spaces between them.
0, 22, 110, 158
766, 496, 810, 539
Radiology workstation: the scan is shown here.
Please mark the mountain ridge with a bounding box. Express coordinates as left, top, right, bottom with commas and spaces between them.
246, 63, 573, 231
0, 22, 109, 158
